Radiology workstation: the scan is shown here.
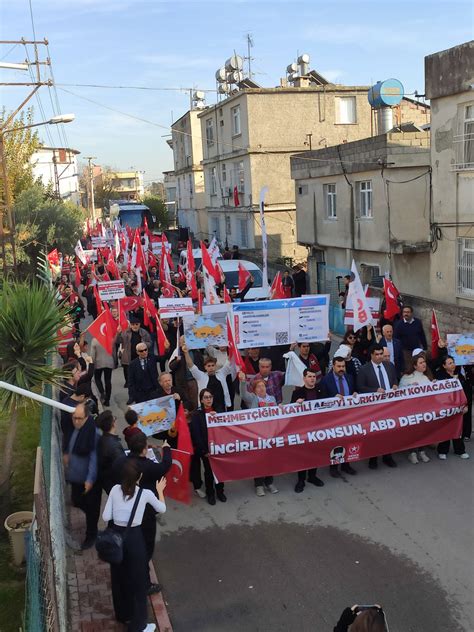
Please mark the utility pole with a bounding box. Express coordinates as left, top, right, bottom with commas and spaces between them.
84, 156, 96, 221
0, 38, 51, 275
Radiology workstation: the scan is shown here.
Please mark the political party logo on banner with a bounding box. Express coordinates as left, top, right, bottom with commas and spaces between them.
129, 395, 176, 436
206, 380, 466, 482
184, 311, 228, 349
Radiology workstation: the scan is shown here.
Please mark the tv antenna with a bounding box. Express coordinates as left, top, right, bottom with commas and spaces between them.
245, 33, 254, 80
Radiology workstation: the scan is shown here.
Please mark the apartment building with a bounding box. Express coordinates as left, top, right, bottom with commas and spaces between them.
30, 146, 81, 205
170, 109, 205, 237
197, 79, 429, 263
108, 171, 144, 201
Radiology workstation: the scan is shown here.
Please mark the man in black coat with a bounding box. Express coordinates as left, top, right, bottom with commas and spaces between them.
393, 305, 427, 368
127, 342, 160, 404
356, 343, 398, 469
380, 323, 404, 378
112, 432, 171, 594
291, 369, 325, 493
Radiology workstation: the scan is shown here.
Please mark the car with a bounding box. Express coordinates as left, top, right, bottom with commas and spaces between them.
218, 259, 268, 301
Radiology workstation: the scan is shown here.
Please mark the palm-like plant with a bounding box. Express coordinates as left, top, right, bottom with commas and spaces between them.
0, 280, 69, 490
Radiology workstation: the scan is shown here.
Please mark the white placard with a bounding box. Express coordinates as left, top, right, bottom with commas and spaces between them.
97, 280, 125, 301
344, 296, 380, 326
158, 297, 194, 319
231, 296, 330, 349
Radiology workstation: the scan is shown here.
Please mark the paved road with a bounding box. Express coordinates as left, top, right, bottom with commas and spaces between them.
100, 353, 474, 632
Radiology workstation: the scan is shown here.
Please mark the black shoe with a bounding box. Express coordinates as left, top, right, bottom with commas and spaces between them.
147, 583, 161, 595
80, 535, 96, 550
368, 457, 378, 469
307, 476, 324, 487
99, 393, 106, 404
341, 463, 357, 475
382, 456, 397, 468
330, 466, 341, 478
216, 490, 227, 502
123, 382, 128, 388
294, 480, 305, 493
207, 494, 216, 505
126, 398, 133, 405
103, 401, 110, 407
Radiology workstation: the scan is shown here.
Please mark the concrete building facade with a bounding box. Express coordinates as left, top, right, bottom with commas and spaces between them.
423, 41, 474, 332
291, 131, 432, 331
170, 110, 206, 237
197, 84, 429, 263
108, 171, 144, 201
162, 170, 178, 227
31, 146, 81, 205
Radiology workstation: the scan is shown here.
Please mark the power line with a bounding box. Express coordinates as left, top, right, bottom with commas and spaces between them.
0, 43, 19, 61
55, 82, 217, 92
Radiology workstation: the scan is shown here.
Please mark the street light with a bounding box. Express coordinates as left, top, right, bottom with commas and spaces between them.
2, 113, 75, 134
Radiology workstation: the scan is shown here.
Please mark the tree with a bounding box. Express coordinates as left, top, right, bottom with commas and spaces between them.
0, 281, 69, 494
13, 184, 85, 277
143, 195, 170, 230
1, 106, 41, 202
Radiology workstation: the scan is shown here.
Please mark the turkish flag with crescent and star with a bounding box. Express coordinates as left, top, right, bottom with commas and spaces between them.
87, 309, 116, 354
383, 278, 401, 321
166, 404, 192, 504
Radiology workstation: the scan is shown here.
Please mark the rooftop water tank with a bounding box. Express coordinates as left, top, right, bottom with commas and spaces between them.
368, 79, 404, 108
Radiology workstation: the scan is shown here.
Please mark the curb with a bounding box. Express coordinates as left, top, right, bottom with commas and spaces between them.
149, 561, 173, 632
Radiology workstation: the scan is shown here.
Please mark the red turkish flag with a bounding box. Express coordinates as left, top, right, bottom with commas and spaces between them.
121, 296, 143, 312
238, 262, 251, 292
161, 233, 174, 270
87, 310, 115, 354
106, 254, 120, 280
186, 240, 198, 300
93, 284, 103, 314
176, 403, 193, 453
223, 285, 232, 304
74, 260, 81, 288
155, 314, 168, 356
383, 278, 401, 321
431, 309, 441, 360
233, 186, 240, 207
226, 316, 245, 372
117, 299, 129, 331
47, 248, 59, 266
270, 271, 285, 299
200, 241, 220, 284
166, 449, 191, 505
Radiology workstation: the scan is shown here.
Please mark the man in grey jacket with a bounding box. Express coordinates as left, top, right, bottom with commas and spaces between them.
116, 316, 152, 387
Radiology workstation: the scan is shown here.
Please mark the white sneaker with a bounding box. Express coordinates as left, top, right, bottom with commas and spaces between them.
408, 452, 418, 464
459, 453, 470, 459
419, 451, 430, 463
255, 486, 265, 497
265, 484, 279, 494
438, 453, 447, 460
143, 624, 156, 632
194, 488, 206, 499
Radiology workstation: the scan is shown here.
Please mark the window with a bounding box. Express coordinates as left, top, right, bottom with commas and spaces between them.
232, 106, 241, 136
211, 216, 220, 240
298, 184, 308, 195
233, 160, 245, 193
239, 218, 249, 248
210, 167, 217, 195
336, 96, 357, 124
225, 216, 232, 235
188, 173, 193, 196
463, 105, 474, 168
356, 180, 373, 218
457, 237, 474, 297
324, 183, 337, 218
206, 118, 214, 146
221, 163, 227, 183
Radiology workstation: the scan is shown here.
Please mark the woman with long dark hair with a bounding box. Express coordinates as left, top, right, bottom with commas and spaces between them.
189, 389, 226, 505
102, 461, 167, 631
436, 355, 470, 460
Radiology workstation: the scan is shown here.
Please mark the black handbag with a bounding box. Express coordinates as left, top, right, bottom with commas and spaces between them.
96, 487, 143, 564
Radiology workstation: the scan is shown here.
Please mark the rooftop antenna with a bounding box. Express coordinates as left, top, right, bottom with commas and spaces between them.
245, 33, 254, 80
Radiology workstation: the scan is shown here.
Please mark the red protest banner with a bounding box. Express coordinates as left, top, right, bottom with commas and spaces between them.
207, 380, 466, 482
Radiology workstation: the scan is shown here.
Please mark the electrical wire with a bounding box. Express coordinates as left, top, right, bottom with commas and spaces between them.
55, 82, 217, 92
46, 44, 70, 149
22, 42, 55, 147
0, 43, 19, 61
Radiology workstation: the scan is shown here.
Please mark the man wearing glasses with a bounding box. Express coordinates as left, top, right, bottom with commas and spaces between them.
127, 343, 160, 404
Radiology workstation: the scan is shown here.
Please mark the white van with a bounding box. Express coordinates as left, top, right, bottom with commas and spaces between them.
218, 259, 268, 301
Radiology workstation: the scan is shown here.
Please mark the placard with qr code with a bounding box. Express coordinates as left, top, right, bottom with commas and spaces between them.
231, 296, 329, 349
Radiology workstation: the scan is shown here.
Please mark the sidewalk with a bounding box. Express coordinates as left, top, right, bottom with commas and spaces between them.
67, 502, 172, 632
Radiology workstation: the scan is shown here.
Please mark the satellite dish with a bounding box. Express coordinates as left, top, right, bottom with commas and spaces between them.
287, 62, 297, 74
298, 53, 310, 64
290, 72, 300, 81
232, 70, 243, 83
194, 90, 205, 100
215, 67, 227, 82
225, 54, 243, 72
218, 84, 230, 94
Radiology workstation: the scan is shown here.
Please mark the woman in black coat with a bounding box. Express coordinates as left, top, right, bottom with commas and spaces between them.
436, 355, 471, 456
189, 389, 226, 506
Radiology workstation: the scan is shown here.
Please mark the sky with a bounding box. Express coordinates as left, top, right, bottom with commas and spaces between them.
1, 0, 472, 184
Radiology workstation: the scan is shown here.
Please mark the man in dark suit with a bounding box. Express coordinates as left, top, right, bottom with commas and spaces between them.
320, 357, 357, 478
127, 342, 160, 404
393, 305, 427, 368
357, 343, 398, 469
380, 323, 404, 378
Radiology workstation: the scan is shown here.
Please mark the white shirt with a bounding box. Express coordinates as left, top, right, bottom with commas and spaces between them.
371, 361, 391, 390
190, 361, 232, 407
102, 485, 166, 527
399, 371, 431, 388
